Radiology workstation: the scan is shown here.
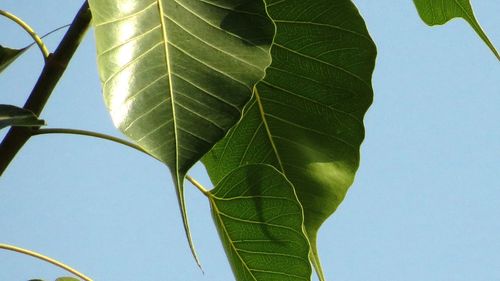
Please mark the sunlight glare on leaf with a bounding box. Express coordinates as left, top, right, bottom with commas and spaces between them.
88, 0, 275, 268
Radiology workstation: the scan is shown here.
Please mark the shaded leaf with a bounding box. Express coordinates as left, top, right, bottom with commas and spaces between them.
88, 0, 274, 264
0, 104, 45, 130
209, 164, 312, 281
0, 45, 27, 73
413, 0, 499, 60
203, 0, 376, 278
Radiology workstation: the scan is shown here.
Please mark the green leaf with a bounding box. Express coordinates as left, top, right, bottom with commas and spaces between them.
203, 0, 376, 279
0, 45, 27, 73
0, 104, 45, 130
209, 164, 312, 281
88, 0, 274, 265
413, 0, 499, 60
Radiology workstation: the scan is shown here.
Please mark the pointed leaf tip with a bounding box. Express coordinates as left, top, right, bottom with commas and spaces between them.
173, 172, 203, 270
0, 104, 45, 130
413, 0, 499, 59
0, 45, 28, 73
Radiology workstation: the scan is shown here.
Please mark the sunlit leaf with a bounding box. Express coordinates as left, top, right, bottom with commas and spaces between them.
203, 0, 376, 279
88, 0, 274, 264
0, 45, 27, 73
209, 164, 312, 281
0, 104, 45, 130
413, 0, 499, 60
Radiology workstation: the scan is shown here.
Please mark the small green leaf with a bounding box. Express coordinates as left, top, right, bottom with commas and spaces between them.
209, 164, 312, 281
0, 104, 45, 130
88, 0, 274, 265
0, 45, 27, 73
413, 0, 499, 60
203, 0, 376, 279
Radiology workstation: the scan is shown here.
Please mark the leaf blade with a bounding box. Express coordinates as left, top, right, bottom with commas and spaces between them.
209, 164, 312, 281
0, 104, 45, 130
413, 0, 499, 60
203, 0, 376, 279
0, 45, 27, 73
88, 0, 274, 265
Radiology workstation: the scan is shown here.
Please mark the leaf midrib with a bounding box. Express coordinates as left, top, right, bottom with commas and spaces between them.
210, 198, 259, 281
210, 195, 309, 280
157, 0, 178, 168
254, 88, 285, 172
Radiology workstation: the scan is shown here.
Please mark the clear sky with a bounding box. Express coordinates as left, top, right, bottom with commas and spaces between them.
0, 1, 499, 281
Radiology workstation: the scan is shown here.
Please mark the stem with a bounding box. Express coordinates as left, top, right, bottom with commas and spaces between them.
0, 1, 91, 176
0, 243, 92, 281
186, 175, 210, 196
31, 128, 150, 156
32, 128, 212, 198
38, 24, 72, 42
0, 9, 50, 60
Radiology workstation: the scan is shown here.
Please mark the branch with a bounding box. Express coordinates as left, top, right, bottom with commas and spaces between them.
31, 128, 149, 156
0, 1, 92, 176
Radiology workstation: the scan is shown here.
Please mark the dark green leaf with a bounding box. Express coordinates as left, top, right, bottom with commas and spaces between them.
88, 0, 274, 264
0, 104, 45, 130
0, 45, 27, 73
209, 164, 312, 281
413, 0, 499, 60
203, 0, 376, 278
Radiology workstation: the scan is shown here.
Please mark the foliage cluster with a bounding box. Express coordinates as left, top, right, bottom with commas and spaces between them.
0, 0, 497, 280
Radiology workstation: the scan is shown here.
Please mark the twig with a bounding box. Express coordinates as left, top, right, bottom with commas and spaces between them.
186, 175, 210, 196
0, 243, 92, 281
31, 128, 150, 156
0, 9, 50, 60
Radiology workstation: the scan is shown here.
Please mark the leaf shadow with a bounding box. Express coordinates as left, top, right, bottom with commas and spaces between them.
219, 1, 274, 47
244, 165, 287, 245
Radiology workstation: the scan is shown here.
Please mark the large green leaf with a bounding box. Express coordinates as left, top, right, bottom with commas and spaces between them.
209, 164, 312, 281
0, 104, 45, 130
88, 0, 274, 264
0, 45, 27, 73
413, 0, 499, 60
203, 0, 376, 278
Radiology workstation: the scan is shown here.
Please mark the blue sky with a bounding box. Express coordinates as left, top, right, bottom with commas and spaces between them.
1, 1, 499, 280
